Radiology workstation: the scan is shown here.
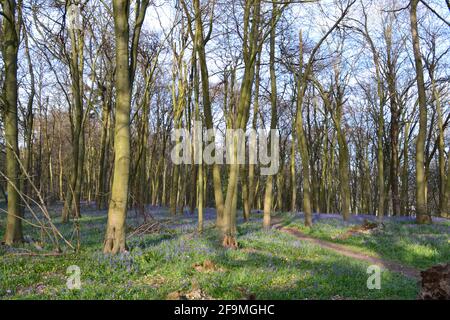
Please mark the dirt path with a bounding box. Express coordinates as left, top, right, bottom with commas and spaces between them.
272, 220, 420, 279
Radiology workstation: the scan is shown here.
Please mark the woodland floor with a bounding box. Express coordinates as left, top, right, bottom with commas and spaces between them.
0, 202, 449, 300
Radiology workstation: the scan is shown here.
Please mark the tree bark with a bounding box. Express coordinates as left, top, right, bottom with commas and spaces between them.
1, 0, 23, 245
104, 0, 149, 253
385, 23, 401, 216
410, 0, 431, 224
263, 3, 278, 230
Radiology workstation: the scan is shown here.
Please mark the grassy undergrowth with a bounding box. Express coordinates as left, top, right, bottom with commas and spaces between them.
0, 208, 438, 300
286, 216, 450, 270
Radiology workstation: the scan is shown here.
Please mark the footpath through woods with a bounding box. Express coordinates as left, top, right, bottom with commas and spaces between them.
271, 220, 421, 279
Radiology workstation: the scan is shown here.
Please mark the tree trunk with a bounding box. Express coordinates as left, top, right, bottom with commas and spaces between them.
263, 3, 278, 230
296, 31, 312, 227
1, 0, 23, 245
401, 119, 410, 215
190, 0, 225, 228
445, 165, 450, 218
248, 53, 261, 217
22, 19, 35, 200
337, 130, 351, 221
385, 24, 401, 216
97, 81, 112, 210
62, 14, 85, 222
104, 0, 133, 254
410, 0, 431, 224
433, 75, 447, 217
290, 137, 297, 214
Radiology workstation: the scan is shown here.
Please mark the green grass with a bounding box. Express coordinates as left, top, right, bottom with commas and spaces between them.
286, 217, 450, 270
0, 209, 436, 300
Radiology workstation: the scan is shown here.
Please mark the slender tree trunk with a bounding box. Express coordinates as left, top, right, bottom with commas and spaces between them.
296, 31, 312, 227
22, 19, 35, 200
248, 53, 261, 216
390, 112, 401, 217
97, 83, 112, 210
297, 111, 312, 227
263, 3, 278, 230
320, 125, 328, 213
433, 76, 447, 217
223, 0, 262, 247
276, 167, 283, 211
401, 119, 410, 215
376, 91, 385, 220
169, 50, 186, 215
337, 129, 351, 221
184, 0, 225, 229
445, 164, 450, 218
58, 138, 64, 201
170, 153, 180, 215
73, 129, 84, 217
242, 167, 250, 221
290, 136, 297, 214
331, 62, 351, 221
410, 0, 431, 224
385, 24, 401, 216
62, 15, 84, 222
193, 53, 204, 230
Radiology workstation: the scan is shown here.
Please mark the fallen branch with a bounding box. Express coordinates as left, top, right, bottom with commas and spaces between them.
127, 220, 169, 239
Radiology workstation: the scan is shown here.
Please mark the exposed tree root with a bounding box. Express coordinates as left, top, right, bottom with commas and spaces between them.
222, 235, 238, 249
103, 226, 127, 254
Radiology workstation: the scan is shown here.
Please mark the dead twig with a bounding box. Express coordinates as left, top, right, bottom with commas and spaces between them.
127, 220, 169, 239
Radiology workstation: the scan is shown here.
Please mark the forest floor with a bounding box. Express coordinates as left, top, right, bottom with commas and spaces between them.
274, 223, 421, 279
0, 203, 449, 300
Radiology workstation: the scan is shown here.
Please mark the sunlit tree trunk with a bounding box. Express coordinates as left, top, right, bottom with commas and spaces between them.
1, 0, 23, 245
223, 0, 261, 247
248, 53, 261, 216
263, 3, 278, 230
193, 49, 204, 231
191, 0, 225, 228
104, 0, 149, 253
296, 31, 312, 227
104, 0, 132, 253
336, 125, 351, 221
